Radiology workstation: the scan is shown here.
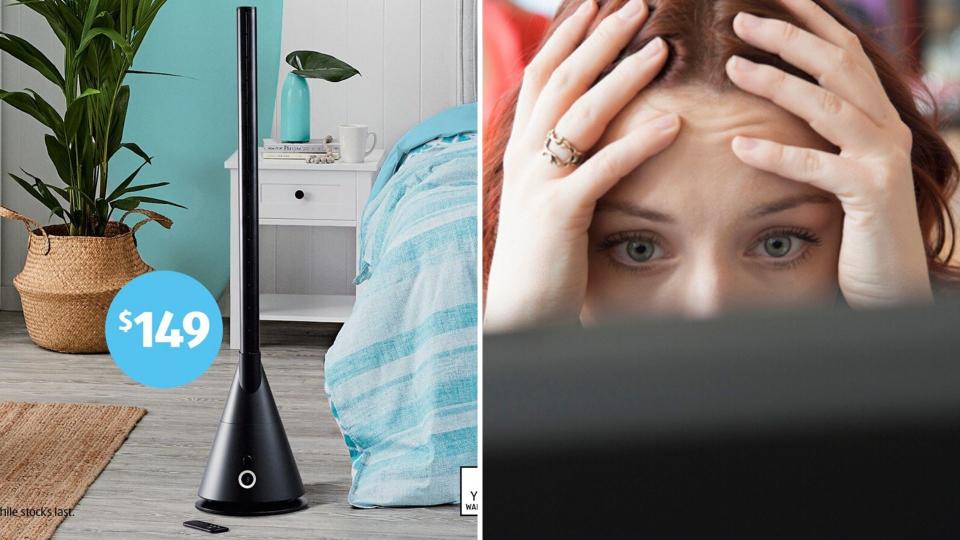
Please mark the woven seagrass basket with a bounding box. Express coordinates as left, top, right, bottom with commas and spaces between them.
0, 206, 172, 353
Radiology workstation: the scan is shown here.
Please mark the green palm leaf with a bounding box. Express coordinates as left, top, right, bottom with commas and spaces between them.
4, 0, 175, 236
0, 32, 65, 87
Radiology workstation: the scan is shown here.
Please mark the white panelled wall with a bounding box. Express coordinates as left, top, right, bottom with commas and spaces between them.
0, 0, 466, 309
261, 0, 464, 299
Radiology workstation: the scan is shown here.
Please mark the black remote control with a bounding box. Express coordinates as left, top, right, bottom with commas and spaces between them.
184, 520, 229, 533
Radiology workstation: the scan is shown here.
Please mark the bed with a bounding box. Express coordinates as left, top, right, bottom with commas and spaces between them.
323, 103, 478, 508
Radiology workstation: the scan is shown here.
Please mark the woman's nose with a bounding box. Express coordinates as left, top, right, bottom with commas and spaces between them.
679, 261, 739, 318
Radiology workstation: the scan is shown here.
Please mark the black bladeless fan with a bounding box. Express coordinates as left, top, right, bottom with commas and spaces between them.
195, 7, 307, 516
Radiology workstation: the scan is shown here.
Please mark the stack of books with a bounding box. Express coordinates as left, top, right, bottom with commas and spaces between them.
262, 138, 339, 161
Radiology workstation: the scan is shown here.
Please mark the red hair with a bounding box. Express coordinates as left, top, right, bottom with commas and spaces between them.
482, 0, 959, 293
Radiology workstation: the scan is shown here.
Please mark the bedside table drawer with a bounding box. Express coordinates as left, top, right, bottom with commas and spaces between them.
258, 171, 356, 221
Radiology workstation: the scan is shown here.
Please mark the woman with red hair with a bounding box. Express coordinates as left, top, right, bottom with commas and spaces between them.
484, 0, 959, 329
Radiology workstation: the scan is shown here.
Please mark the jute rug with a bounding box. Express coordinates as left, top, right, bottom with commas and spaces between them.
0, 401, 146, 540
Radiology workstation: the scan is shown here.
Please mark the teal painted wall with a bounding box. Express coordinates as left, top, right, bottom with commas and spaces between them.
112, 0, 283, 297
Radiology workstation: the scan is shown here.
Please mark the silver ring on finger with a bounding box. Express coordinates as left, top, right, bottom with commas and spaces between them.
542, 129, 584, 168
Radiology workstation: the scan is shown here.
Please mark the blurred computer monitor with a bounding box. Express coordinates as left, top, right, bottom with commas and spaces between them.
484, 301, 960, 538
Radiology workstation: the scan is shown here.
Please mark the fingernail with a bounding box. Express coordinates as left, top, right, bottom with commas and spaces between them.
638, 37, 664, 59
575, 0, 594, 17
736, 12, 762, 28
730, 55, 757, 71
654, 114, 679, 130
734, 136, 758, 150
617, 0, 645, 20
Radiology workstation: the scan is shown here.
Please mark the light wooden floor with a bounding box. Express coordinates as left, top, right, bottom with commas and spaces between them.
0, 312, 475, 539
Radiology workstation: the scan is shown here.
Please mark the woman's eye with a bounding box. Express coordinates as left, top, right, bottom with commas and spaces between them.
763, 235, 792, 258
750, 233, 811, 261
611, 238, 664, 266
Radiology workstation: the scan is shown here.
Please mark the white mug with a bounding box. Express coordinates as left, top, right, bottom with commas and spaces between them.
339, 124, 377, 163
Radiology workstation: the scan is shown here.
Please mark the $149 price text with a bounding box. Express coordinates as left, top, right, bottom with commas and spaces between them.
117, 309, 210, 349
105, 271, 223, 388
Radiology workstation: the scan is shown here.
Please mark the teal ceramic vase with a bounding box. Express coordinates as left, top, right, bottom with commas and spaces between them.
280, 72, 310, 143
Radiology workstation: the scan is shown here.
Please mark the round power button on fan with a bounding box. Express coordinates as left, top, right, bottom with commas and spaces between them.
238, 470, 257, 489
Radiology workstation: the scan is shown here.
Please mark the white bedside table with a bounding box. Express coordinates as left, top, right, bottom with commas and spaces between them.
224, 148, 385, 349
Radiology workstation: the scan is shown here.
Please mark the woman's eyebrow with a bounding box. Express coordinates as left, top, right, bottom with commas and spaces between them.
747, 193, 835, 218
595, 194, 833, 222
594, 201, 676, 223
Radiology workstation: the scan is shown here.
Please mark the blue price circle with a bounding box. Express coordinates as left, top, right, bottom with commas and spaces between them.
106, 271, 223, 388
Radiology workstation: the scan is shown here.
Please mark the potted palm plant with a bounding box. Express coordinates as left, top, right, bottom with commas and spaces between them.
0, 0, 181, 353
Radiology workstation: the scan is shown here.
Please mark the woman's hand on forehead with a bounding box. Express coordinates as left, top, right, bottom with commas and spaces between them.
724, 0, 933, 308
486, 0, 684, 330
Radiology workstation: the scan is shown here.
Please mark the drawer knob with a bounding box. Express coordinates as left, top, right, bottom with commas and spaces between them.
294, 190, 305, 200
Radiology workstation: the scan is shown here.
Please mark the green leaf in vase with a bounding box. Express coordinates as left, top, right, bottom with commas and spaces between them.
286, 50, 360, 82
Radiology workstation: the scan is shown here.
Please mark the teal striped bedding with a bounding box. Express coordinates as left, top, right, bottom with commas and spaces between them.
324, 126, 477, 508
